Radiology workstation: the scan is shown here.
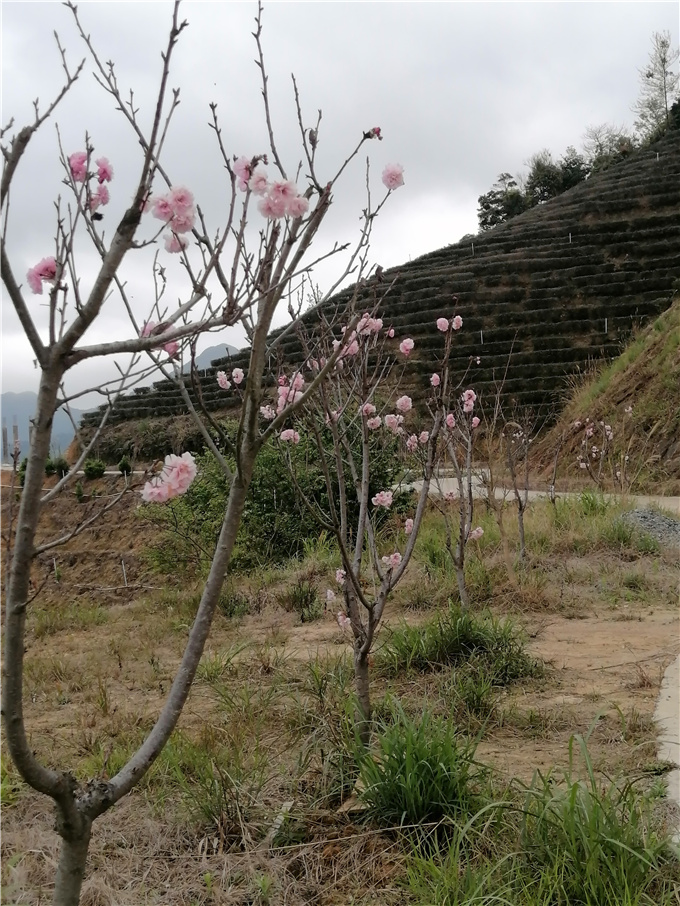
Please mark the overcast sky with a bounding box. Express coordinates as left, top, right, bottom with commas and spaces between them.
1, 1, 678, 407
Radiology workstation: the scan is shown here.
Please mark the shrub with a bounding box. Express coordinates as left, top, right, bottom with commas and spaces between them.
278, 579, 323, 623
75, 480, 84, 503
118, 456, 132, 476
44, 458, 56, 476
53, 456, 70, 478
83, 458, 106, 480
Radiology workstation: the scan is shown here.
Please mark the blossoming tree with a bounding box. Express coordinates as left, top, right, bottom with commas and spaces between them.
1, 3, 407, 902
271, 306, 481, 740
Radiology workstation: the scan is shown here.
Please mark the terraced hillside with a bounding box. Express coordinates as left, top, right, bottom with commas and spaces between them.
82, 129, 680, 440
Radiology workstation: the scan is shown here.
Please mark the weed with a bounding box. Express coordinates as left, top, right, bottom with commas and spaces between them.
358, 703, 489, 836
30, 602, 108, 639
196, 644, 247, 683
377, 606, 541, 685
277, 578, 323, 623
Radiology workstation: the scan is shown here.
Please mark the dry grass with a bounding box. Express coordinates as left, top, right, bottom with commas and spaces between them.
2, 489, 678, 903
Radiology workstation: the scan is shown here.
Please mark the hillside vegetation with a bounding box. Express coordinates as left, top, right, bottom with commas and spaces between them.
532, 295, 680, 493
80, 129, 680, 459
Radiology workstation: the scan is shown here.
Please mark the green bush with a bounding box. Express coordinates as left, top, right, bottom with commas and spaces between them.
118, 456, 132, 476
53, 456, 70, 478
142, 423, 403, 574
358, 704, 488, 834
83, 458, 106, 480
75, 480, 84, 503
44, 458, 56, 476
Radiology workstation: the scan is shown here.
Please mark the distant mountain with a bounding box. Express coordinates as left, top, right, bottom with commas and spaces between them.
1, 392, 83, 462
182, 344, 239, 373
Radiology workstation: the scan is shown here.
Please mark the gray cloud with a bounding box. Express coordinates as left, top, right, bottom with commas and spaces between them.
2, 1, 677, 405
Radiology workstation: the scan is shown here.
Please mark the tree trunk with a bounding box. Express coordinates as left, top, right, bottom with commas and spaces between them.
354, 648, 371, 747
52, 824, 91, 906
455, 565, 469, 609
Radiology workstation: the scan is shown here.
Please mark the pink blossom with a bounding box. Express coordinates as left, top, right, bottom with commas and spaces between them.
89, 185, 110, 211
405, 518, 414, 535
278, 375, 288, 386
279, 429, 301, 444
164, 233, 188, 253
381, 162, 404, 190
452, 315, 463, 331
384, 413, 403, 433
232, 368, 244, 385
419, 431, 429, 445
430, 373, 440, 387
372, 490, 393, 508
471, 417, 480, 429
436, 317, 449, 332
141, 321, 156, 338
169, 186, 194, 211
233, 156, 252, 189
396, 395, 412, 413
287, 195, 309, 218
269, 179, 297, 202
343, 339, 360, 357
26, 257, 57, 294
406, 434, 418, 453
151, 195, 174, 222
337, 611, 352, 631
387, 327, 395, 338
163, 453, 198, 495
463, 389, 477, 403
69, 151, 88, 183
141, 452, 197, 502
357, 313, 383, 335
326, 589, 336, 605
169, 210, 195, 234
367, 416, 382, 430
249, 168, 269, 196
468, 527, 484, 542
258, 193, 287, 219
336, 569, 346, 586
95, 157, 113, 183
163, 340, 179, 357
579, 461, 587, 470
399, 338, 414, 356
291, 372, 305, 392
362, 402, 377, 417
141, 478, 171, 503
260, 405, 276, 420
463, 400, 474, 414
446, 413, 456, 429
366, 126, 383, 140
381, 552, 402, 570
217, 371, 231, 390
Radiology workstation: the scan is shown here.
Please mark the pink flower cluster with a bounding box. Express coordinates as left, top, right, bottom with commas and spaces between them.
69, 152, 113, 185
431, 373, 441, 387
357, 313, 384, 336
468, 527, 484, 542
337, 611, 352, 631
396, 395, 412, 413
399, 338, 414, 357
276, 372, 305, 414
150, 186, 196, 253
372, 490, 393, 508
382, 163, 404, 190
336, 568, 346, 586
367, 416, 382, 430
26, 257, 57, 295
68, 152, 113, 214
141, 453, 197, 503
462, 388, 476, 414
217, 372, 231, 390
365, 126, 383, 141
381, 551, 402, 570
406, 431, 430, 453
279, 429, 300, 444
234, 158, 310, 220
404, 518, 414, 535
141, 321, 179, 357
384, 413, 404, 434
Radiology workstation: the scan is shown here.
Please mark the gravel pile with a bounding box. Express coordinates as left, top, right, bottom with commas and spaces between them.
621, 508, 680, 550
